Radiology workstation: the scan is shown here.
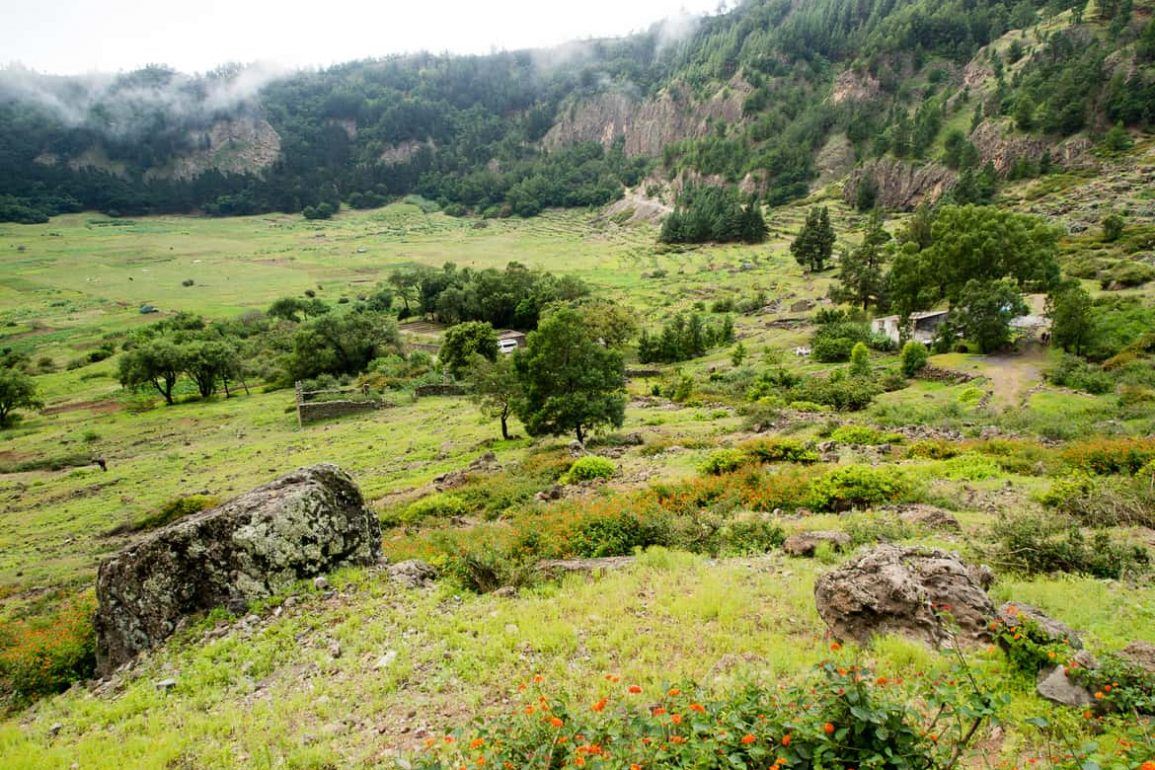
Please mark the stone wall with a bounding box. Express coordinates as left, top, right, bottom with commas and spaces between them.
414, 384, 468, 397
298, 400, 386, 423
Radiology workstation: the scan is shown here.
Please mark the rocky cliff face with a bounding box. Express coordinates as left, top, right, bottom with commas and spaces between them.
147, 116, 282, 181
543, 82, 748, 157
843, 158, 957, 210
94, 464, 381, 674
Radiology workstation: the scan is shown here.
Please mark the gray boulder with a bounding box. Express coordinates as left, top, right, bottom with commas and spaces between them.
1037, 665, 1094, 707
814, 545, 995, 647
1120, 641, 1155, 675
95, 464, 380, 674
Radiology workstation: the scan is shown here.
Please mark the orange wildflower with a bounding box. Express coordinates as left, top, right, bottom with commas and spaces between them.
550, 717, 564, 728
741, 734, 757, 745
670, 736, 686, 744
668, 688, 682, 697
823, 722, 835, 736
689, 703, 706, 713
592, 698, 608, 713
630, 765, 642, 770
1138, 762, 1155, 770
781, 734, 792, 747
830, 642, 842, 652
652, 707, 667, 716
671, 714, 683, 725
628, 685, 643, 694
533, 674, 544, 684
470, 738, 485, 749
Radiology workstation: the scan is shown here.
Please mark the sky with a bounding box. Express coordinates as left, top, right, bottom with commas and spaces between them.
1, 0, 725, 75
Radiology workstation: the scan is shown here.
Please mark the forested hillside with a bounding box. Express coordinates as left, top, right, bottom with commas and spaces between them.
2, 0, 1154, 222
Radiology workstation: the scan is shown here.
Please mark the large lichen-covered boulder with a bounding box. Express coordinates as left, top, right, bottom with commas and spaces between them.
814, 545, 995, 648
95, 464, 380, 674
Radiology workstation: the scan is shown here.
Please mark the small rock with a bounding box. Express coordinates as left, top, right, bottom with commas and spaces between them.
783, 531, 851, 557
388, 560, 438, 589
1037, 665, 1094, 707
998, 603, 1083, 649
492, 586, 518, 598
49, 722, 62, 736
313, 576, 330, 591
328, 641, 342, 659
374, 650, 398, 670
156, 678, 177, 691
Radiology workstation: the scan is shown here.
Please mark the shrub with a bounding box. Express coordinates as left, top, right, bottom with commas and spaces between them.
900, 341, 929, 377
848, 342, 872, 378
562, 456, 617, 484
411, 661, 1000, 770
808, 465, 911, 512
0, 593, 97, 705
402, 493, 468, 524
1039, 468, 1155, 528
905, 439, 961, 460
829, 425, 898, 446
570, 512, 670, 558
941, 453, 1003, 480
739, 437, 819, 464
1047, 355, 1114, 394
1061, 437, 1155, 475
791, 375, 881, 412
698, 449, 749, 476
988, 513, 1149, 578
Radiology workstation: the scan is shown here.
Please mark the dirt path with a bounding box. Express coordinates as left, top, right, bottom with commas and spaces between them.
976, 346, 1048, 409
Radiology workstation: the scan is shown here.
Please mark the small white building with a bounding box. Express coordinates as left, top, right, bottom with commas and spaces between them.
871, 310, 950, 344
496, 330, 527, 354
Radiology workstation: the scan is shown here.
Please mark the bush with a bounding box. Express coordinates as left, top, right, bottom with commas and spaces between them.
0, 593, 97, 705
941, 453, 1004, 480
402, 493, 468, 524
1061, 437, 1155, 475
739, 437, 819, 464
829, 425, 898, 446
570, 512, 670, 558
698, 449, 749, 476
808, 465, 911, 512
905, 439, 961, 460
900, 341, 929, 377
1039, 468, 1155, 528
562, 456, 617, 484
988, 513, 1149, 578
1047, 355, 1115, 394
412, 661, 999, 770
791, 375, 881, 412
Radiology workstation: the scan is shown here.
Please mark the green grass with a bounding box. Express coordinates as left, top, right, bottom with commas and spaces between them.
2, 201, 1154, 768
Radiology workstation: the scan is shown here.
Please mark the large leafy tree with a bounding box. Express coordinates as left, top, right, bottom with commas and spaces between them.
791, 206, 836, 272
513, 307, 626, 443
952, 279, 1029, 353
183, 340, 242, 399
287, 310, 399, 381
922, 205, 1060, 302
439, 321, 499, 379
0, 367, 43, 427
118, 338, 187, 405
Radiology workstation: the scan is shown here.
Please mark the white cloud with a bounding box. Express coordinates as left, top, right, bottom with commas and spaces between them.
1, 0, 721, 75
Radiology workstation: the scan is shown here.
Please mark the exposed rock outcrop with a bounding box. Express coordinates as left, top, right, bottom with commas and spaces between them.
843, 159, 956, 211
387, 560, 439, 589
543, 83, 748, 158
95, 464, 381, 674
814, 545, 995, 647
1037, 665, 1095, 707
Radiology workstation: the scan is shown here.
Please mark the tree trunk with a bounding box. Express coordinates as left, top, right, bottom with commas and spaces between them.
500, 407, 510, 441
575, 424, 585, 444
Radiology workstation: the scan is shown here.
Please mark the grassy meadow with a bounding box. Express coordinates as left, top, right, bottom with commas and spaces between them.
1, 199, 1154, 769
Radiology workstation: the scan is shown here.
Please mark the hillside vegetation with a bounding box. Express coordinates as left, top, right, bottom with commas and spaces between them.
3, 0, 1155, 221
